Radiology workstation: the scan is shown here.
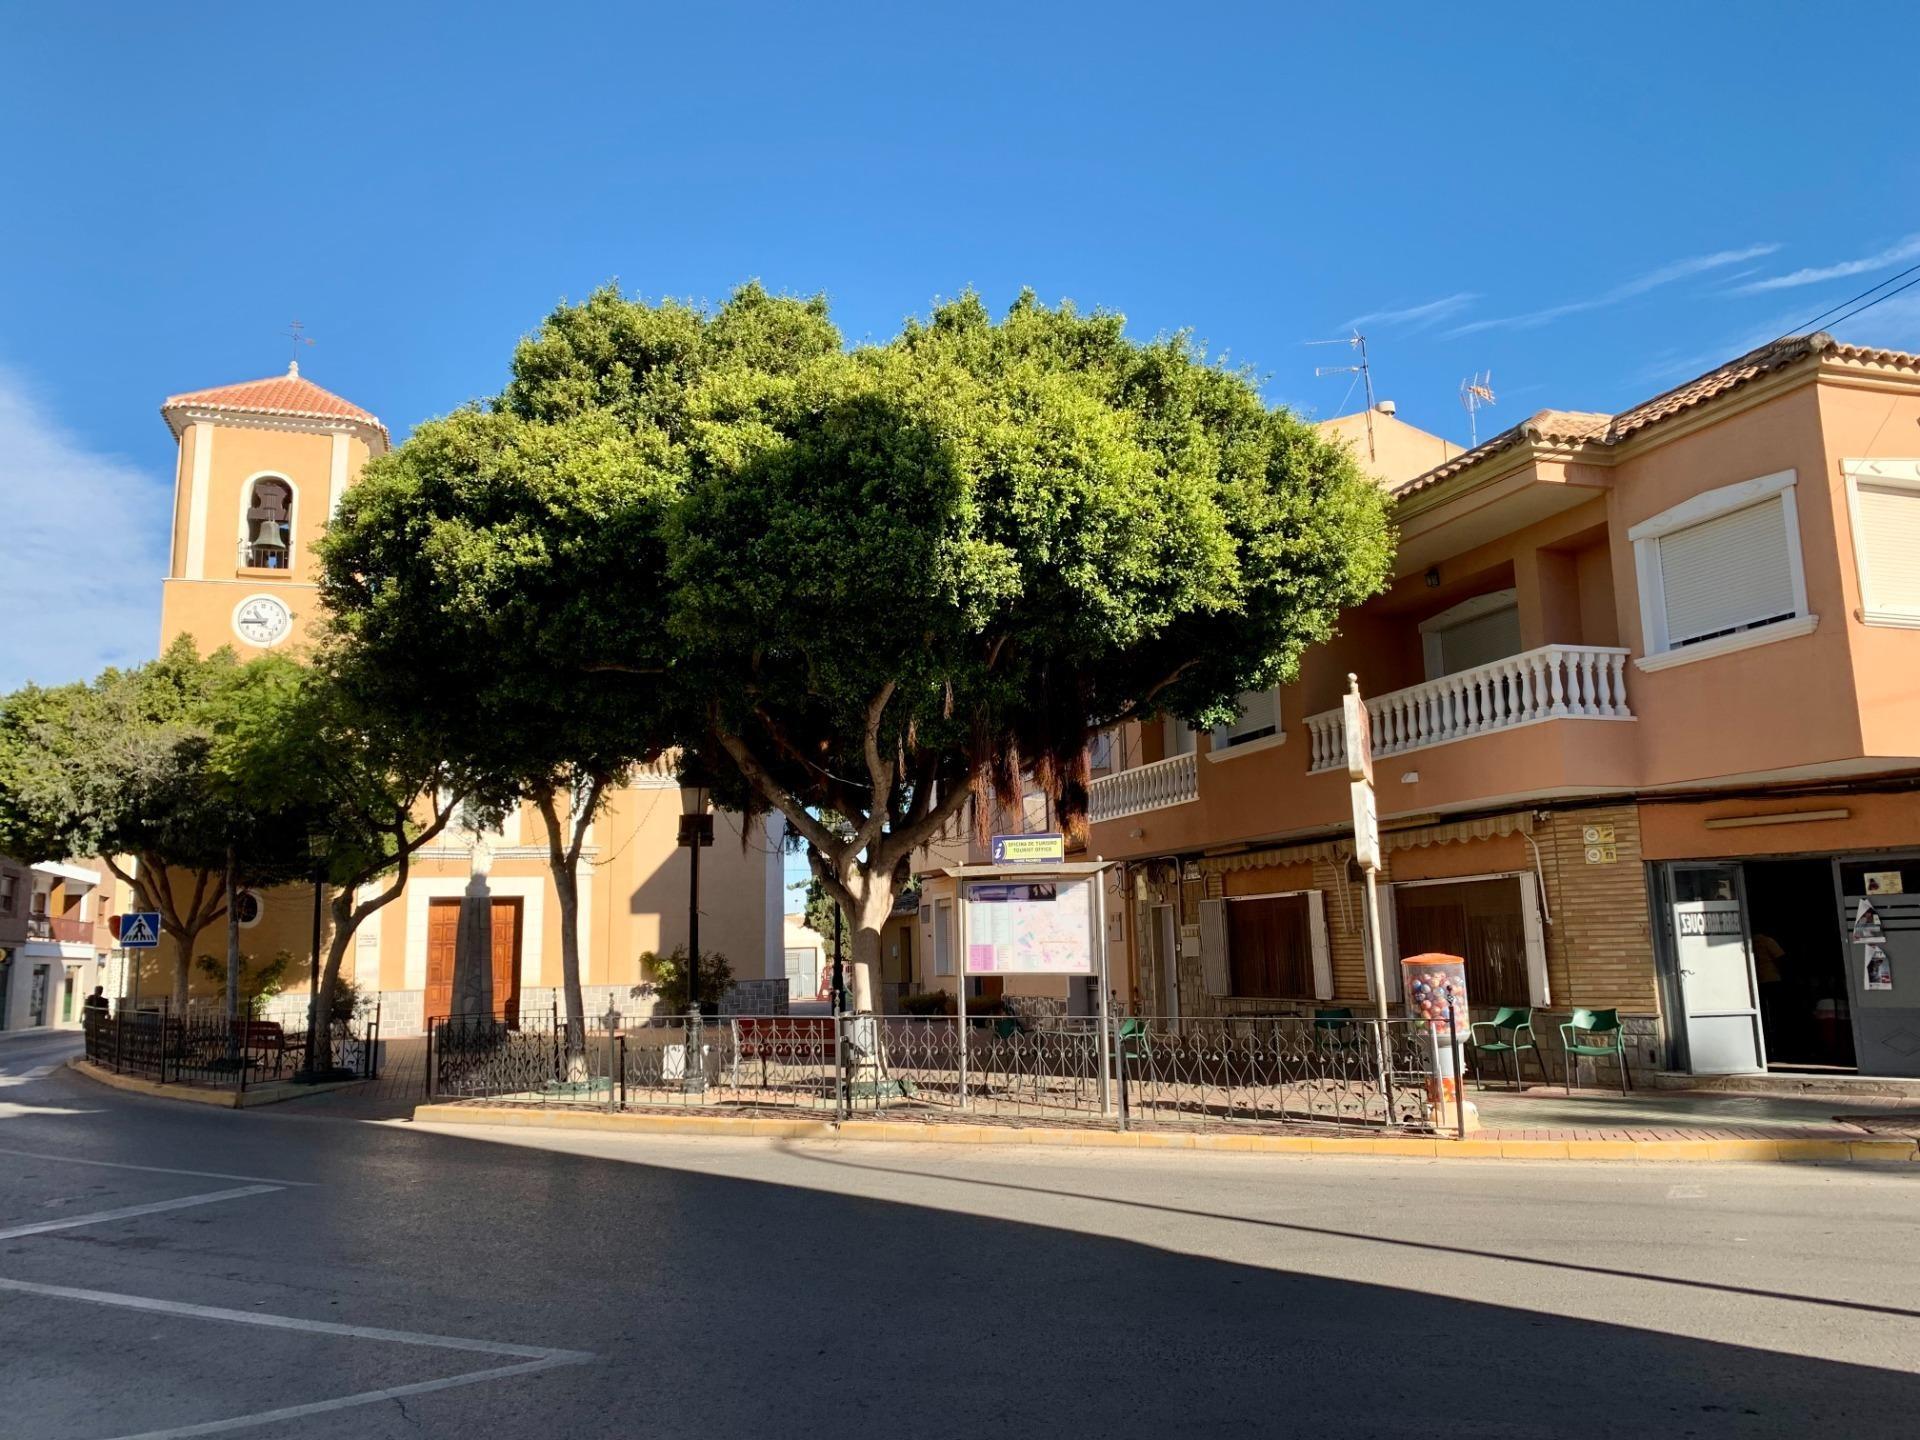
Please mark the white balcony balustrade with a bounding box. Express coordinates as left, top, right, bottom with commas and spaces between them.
1307, 644, 1633, 773
1087, 751, 1200, 822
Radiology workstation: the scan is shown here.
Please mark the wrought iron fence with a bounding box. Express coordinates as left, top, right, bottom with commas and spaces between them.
423, 1009, 1442, 1134
83, 1003, 379, 1091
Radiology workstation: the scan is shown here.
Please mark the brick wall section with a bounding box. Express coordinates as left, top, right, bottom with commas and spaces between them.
1536, 803, 1659, 1013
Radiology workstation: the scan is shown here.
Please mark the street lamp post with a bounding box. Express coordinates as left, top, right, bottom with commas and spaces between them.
677, 778, 713, 1095
304, 831, 330, 1078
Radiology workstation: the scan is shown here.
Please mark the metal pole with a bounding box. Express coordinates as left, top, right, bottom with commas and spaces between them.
687, 837, 701, 1015
831, 903, 844, 1015
1093, 860, 1113, 1119
956, 886, 970, 1111
1427, 1020, 1444, 1134
1363, 868, 1389, 1023
1447, 985, 1466, 1142
305, 866, 323, 1077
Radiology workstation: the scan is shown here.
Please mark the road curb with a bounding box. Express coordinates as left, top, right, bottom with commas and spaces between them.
68, 1058, 362, 1109
406, 1104, 1920, 1163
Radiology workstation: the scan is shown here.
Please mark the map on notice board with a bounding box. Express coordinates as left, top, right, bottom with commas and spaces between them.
964, 879, 1094, 974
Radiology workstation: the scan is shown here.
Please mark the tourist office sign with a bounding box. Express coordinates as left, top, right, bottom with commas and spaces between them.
990, 832, 1066, 865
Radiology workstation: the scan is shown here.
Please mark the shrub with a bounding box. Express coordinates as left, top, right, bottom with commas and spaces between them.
639, 946, 734, 1013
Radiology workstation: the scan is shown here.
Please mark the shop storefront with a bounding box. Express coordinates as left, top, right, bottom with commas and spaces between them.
1650, 846, 1920, 1078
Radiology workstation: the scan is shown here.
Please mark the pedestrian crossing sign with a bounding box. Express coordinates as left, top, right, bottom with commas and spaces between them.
118, 911, 162, 948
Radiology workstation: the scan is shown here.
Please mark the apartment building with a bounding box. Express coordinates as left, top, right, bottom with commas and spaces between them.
1083, 333, 1920, 1080
0, 855, 109, 1031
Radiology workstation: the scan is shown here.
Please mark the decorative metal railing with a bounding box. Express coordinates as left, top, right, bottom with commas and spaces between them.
423, 1009, 1441, 1134
81, 1003, 380, 1089
1307, 643, 1633, 773
1086, 751, 1200, 823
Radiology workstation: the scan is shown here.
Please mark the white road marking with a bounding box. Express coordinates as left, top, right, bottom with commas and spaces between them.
0, 1276, 595, 1440
100, 1355, 587, 1440
0, 1147, 317, 1186
0, 1064, 56, 1086
0, 1184, 280, 1240
1667, 1183, 1707, 1199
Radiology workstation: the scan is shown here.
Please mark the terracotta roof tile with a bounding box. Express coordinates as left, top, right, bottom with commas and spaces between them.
1390, 332, 1920, 502
162, 365, 387, 442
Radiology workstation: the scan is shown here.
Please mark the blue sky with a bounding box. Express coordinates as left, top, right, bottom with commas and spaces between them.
3, 2, 1918, 695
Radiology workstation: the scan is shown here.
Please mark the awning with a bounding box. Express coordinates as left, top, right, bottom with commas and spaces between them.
1386, 811, 1533, 851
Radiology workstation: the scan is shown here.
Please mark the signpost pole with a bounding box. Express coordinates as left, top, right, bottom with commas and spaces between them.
955, 887, 970, 1112
1093, 860, 1113, 1118
1344, 675, 1390, 1024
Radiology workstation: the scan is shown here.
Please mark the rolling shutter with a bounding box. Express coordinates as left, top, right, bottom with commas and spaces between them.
1199, 898, 1229, 997
1855, 481, 1920, 616
1657, 497, 1796, 645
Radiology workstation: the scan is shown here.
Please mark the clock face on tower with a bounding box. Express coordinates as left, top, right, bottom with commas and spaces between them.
232, 594, 293, 648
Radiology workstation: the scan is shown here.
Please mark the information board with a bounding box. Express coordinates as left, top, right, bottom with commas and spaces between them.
963, 879, 1094, 974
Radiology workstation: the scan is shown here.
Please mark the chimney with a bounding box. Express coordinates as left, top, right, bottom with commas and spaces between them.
1374, 400, 1396, 416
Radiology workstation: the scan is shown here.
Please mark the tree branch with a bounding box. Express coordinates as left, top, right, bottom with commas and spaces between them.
714, 720, 847, 862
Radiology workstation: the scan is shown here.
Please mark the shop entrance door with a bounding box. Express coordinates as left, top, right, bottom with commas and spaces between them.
1744, 859, 1854, 1070
1667, 863, 1763, 1073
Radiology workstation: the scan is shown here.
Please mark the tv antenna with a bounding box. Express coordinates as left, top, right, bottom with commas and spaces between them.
1459, 371, 1496, 446
1308, 332, 1376, 460
281, 320, 315, 373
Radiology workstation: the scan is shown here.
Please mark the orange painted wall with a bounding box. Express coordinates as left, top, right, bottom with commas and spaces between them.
1638, 788, 1920, 862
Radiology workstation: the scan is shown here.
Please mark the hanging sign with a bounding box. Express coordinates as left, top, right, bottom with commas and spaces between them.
990, 833, 1065, 864
1351, 780, 1380, 872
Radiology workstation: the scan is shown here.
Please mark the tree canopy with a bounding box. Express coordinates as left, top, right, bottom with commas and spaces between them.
322, 281, 1395, 1006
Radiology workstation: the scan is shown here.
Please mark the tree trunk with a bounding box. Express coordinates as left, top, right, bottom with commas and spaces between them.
168, 929, 194, 1012
552, 861, 588, 1081
316, 891, 357, 1072
847, 882, 895, 1015
223, 844, 240, 1026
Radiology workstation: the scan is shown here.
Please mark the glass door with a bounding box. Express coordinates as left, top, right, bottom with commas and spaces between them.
1666, 863, 1764, 1074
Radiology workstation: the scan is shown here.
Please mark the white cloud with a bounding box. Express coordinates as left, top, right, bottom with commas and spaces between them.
1732, 234, 1920, 294
1445, 243, 1781, 337
1340, 292, 1479, 332
0, 367, 168, 691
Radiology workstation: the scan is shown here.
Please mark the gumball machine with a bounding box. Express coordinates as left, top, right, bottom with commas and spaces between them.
1399, 952, 1480, 1135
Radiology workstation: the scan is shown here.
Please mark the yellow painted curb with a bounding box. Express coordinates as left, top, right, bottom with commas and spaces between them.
72, 1059, 240, 1107
403, 1104, 1918, 1163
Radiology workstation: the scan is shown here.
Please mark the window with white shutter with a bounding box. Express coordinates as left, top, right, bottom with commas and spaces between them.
1656, 498, 1797, 646
1630, 470, 1814, 669
1210, 688, 1281, 753
1845, 460, 1920, 626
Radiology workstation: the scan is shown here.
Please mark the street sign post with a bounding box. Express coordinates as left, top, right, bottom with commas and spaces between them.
1345, 675, 1390, 1021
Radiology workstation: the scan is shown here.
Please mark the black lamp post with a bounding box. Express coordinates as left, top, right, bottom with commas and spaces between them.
676, 779, 713, 1013
304, 830, 330, 1078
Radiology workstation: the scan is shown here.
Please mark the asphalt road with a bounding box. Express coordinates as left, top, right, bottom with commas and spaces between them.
3, 1031, 1918, 1439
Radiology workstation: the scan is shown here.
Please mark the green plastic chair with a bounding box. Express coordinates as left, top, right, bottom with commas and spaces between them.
1468, 1006, 1541, 1090
1560, 1008, 1630, 1095
1313, 1006, 1360, 1056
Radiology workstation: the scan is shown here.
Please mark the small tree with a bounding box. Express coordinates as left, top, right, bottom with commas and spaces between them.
639, 946, 734, 1014
0, 640, 309, 1009
209, 655, 465, 1065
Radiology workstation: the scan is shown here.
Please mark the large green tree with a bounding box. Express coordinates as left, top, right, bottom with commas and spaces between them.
490, 284, 1396, 1010
326, 284, 1382, 1013
318, 407, 674, 1050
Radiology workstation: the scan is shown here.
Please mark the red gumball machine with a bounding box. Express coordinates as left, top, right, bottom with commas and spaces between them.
1400, 952, 1479, 1135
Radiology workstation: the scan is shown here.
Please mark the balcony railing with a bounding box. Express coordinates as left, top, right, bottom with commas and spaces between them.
28, 913, 94, 944
1307, 644, 1633, 773
1087, 751, 1199, 823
